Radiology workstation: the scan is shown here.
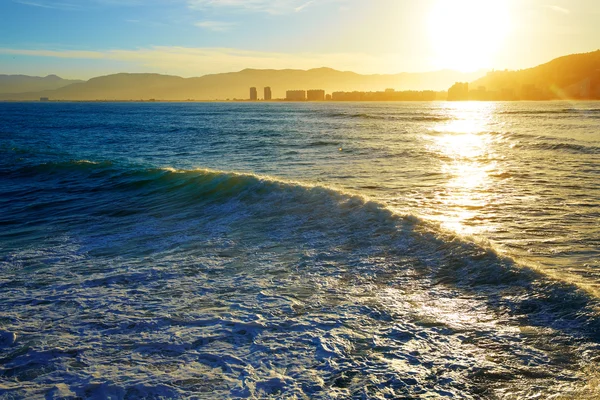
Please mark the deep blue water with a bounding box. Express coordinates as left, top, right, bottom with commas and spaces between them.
1, 101, 599, 399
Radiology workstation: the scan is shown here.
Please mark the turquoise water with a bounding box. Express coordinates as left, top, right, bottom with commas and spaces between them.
1, 101, 599, 398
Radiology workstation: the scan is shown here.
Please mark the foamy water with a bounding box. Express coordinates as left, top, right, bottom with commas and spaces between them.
1, 101, 599, 398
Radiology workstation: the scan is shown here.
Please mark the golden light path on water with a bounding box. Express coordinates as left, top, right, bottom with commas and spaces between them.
2, 101, 600, 398
426, 102, 499, 237
417, 102, 600, 297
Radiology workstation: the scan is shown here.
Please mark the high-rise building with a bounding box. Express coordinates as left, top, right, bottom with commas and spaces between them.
250, 87, 258, 101
447, 82, 469, 101
307, 90, 325, 101
286, 90, 306, 101
264, 87, 272, 101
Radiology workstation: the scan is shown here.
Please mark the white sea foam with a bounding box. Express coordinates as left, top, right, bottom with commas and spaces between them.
1, 101, 599, 398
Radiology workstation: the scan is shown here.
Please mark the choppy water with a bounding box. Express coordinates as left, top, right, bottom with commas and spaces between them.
1, 101, 599, 399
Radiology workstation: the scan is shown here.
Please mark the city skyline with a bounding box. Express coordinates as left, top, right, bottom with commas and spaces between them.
2, 48, 598, 101
1, 0, 599, 79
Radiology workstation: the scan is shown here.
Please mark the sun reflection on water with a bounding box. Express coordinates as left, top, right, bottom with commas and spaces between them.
428, 103, 499, 236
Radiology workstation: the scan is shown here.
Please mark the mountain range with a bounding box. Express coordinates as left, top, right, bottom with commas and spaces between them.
0, 50, 598, 101
471, 50, 600, 99
0, 69, 485, 101
0, 75, 83, 95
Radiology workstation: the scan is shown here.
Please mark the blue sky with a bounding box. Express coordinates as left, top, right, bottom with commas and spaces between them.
0, 0, 598, 78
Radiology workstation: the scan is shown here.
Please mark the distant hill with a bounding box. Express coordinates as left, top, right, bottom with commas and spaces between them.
470, 50, 600, 99
0, 69, 484, 101
0, 74, 84, 95
2, 51, 598, 101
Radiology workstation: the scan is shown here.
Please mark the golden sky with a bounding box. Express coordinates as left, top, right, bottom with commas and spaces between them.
1, 0, 598, 77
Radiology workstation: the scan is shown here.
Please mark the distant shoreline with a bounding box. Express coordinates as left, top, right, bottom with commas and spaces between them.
2, 50, 599, 102
2, 99, 599, 103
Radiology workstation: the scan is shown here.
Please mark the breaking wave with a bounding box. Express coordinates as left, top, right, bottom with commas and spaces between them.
499, 108, 600, 115
5, 159, 600, 309
323, 111, 453, 122
2, 159, 600, 399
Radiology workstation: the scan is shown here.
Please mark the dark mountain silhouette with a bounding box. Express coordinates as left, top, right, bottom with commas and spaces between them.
471, 50, 600, 99
0, 69, 484, 101
1, 50, 599, 101
0, 74, 83, 94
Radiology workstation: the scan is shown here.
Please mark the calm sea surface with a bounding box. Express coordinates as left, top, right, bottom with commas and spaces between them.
1, 101, 599, 399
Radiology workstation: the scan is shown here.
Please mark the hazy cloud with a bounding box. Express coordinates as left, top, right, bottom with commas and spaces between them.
12, 0, 343, 14
12, 0, 79, 10
12, 0, 160, 9
545, 4, 570, 14
187, 0, 298, 14
0, 48, 106, 59
195, 20, 236, 31
0, 46, 406, 77
125, 18, 169, 27
294, 1, 314, 12
187, 0, 342, 14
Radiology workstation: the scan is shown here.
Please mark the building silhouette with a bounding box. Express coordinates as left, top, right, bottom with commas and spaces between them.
469, 86, 488, 101
286, 90, 306, 101
307, 90, 325, 101
565, 76, 600, 99
250, 87, 258, 101
331, 90, 437, 101
447, 82, 469, 101
264, 87, 272, 101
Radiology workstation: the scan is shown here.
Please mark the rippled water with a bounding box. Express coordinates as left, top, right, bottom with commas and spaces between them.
1, 101, 599, 399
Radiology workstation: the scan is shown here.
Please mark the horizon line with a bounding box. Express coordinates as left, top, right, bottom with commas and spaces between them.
0, 66, 491, 81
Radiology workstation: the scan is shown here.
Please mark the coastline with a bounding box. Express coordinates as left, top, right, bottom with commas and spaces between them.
2, 99, 600, 103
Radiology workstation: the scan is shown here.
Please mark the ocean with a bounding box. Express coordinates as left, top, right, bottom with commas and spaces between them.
1, 101, 599, 399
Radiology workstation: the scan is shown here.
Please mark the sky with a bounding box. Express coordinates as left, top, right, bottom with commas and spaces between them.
0, 0, 598, 79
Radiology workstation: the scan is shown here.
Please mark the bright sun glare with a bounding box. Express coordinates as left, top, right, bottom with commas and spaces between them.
429, 0, 511, 72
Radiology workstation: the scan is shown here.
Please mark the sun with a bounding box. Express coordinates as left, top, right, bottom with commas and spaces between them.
428, 0, 511, 72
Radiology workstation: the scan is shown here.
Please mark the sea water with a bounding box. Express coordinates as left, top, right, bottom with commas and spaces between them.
1, 101, 599, 398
